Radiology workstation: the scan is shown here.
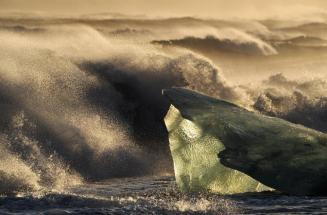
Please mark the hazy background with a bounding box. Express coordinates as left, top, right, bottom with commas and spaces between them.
1, 0, 327, 19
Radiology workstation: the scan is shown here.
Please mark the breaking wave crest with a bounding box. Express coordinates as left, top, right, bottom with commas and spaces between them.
154, 35, 277, 56
152, 27, 278, 56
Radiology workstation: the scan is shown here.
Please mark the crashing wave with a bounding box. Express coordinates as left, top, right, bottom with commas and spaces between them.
251, 74, 327, 132
0, 24, 243, 194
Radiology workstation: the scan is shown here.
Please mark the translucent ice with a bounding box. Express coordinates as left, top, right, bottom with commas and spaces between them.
164, 106, 269, 194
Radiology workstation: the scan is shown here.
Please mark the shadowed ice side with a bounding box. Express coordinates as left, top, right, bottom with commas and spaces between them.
163, 88, 327, 195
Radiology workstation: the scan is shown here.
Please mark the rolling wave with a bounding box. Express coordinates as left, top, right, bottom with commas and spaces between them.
0, 24, 239, 194
153, 35, 277, 56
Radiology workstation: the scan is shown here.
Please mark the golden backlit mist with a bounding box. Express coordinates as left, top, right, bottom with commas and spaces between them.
1, 0, 327, 19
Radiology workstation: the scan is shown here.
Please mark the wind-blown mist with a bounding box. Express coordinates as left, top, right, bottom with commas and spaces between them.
0, 14, 326, 194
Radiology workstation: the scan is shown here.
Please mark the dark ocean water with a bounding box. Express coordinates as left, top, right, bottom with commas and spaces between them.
1, 176, 326, 215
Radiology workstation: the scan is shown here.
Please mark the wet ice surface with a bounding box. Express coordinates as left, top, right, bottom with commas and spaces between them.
0, 176, 326, 215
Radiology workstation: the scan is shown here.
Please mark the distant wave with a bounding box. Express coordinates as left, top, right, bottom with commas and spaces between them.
270, 35, 327, 48
286, 35, 326, 43
109, 28, 152, 36
279, 22, 327, 31
153, 35, 277, 56
0, 25, 45, 33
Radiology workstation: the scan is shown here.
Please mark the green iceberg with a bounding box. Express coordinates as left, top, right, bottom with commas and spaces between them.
163, 88, 327, 195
